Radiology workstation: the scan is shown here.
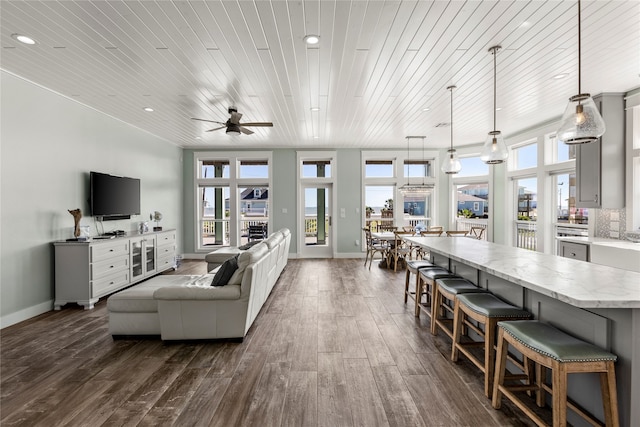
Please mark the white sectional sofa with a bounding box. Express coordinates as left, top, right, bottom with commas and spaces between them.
107, 228, 291, 340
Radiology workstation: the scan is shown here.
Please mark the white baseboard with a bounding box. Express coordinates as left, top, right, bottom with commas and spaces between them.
1, 300, 53, 329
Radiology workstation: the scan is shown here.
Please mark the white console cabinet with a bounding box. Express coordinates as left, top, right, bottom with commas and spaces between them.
53, 229, 176, 309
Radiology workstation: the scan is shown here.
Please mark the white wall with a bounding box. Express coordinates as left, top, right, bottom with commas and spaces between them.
0, 71, 183, 327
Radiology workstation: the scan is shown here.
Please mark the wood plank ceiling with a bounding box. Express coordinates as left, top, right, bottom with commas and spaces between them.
1, 1, 638, 150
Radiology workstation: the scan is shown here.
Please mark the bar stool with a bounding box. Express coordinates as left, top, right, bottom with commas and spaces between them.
404, 260, 439, 315
415, 268, 459, 320
451, 293, 532, 397
492, 320, 619, 427
430, 278, 487, 338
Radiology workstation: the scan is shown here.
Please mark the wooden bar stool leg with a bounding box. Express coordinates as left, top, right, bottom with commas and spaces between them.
404, 269, 411, 304
485, 318, 497, 398
600, 362, 620, 427
451, 298, 463, 362
430, 282, 439, 335
492, 328, 508, 409
536, 364, 546, 407
551, 361, 568, 427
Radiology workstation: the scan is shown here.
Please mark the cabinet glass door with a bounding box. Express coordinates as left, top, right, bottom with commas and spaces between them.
131, 239, 143, 280
145, 236, 156, 274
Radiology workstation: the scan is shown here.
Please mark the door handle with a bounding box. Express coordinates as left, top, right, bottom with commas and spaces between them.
329, 216, 332, 226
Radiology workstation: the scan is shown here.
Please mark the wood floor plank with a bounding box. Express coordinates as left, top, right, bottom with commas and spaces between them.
317, 352, 352, 427
336, 316, 368, 359
378, 323, 427, 375
343, 358, 390, 427
356, 318, 395, 367
372, 364, 427, 427
281, 371, 318, 427
242, 361, 290, 426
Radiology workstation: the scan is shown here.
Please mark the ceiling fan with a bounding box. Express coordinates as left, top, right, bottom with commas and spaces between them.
191, 107, 273, 135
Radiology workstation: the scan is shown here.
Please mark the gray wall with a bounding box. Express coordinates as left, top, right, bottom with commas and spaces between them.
0, 71, 183, 327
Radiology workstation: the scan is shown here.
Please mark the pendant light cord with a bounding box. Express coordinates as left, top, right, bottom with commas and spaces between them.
493, 48, 497, 132
450, 88, 454, 150
578, 0, 581, 94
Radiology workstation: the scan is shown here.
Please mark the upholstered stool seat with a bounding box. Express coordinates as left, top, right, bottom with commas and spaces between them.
492, 320, 619, 427
451, 293, 531, 397
430, 277, 486, 338
404, 260, 438, 312
416, 269, 459, 322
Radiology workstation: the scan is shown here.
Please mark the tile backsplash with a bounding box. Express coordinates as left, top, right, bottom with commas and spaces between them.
594, 208, 640, 240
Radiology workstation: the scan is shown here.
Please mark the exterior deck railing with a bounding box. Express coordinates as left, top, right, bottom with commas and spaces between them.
515, 221, 537, 251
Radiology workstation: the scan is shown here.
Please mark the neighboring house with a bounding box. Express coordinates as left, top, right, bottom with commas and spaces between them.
239, 188, 268, 216
458, 184, 489, 199
457, 193, 487, 217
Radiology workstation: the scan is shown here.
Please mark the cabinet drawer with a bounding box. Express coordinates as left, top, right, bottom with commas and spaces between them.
559, 242, 589, 261
92, 256, 129, 280
157, 231, 176, 247
92, 270, 130, 297
157, 253, 176, 271
157, 243, 176, 258
91, 241, 129, 260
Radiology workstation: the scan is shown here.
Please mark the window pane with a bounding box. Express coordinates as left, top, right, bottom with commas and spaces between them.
365, 160, 393, 177
457, 157, 488, 176
365, 186, 394, 231
456, 183, 489, 218
201, 160, 230, 178
555, 173, 588, 225
514, 144, 537, 169
404, 160, 431, 179
200, 186, 230, 246
403, 193, 432, 229
302, 160, 331, 178
239, 186, 269, 245
516, 178, 537, 221
239, 160, 268, 178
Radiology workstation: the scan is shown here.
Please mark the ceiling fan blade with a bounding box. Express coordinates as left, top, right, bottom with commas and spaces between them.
239, 122, 273, 127
205, 126, 226, 132
230, 111, 242, 124
192, 117, 226, 125
239, 126, 254, 135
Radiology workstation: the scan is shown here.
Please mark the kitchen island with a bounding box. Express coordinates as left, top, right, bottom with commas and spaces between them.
406, 236, 640, 427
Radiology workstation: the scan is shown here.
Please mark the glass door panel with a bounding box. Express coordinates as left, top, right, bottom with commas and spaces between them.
301, 185, 332, 258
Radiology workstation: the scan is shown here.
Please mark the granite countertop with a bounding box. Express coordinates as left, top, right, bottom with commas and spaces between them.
556, 236, 640, 251
406, 236, 640, 309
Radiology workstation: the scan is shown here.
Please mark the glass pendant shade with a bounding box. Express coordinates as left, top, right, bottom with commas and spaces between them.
557, 93, 606, 144
480, 131, 508, 164
442, 149, 461, 174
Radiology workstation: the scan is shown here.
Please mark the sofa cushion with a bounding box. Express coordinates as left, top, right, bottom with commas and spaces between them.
264, 232, 283, 249
238, 240, 261, 250
228, 242, 268, 285
211, 255, 239, 286
204, 247, 242, 265
107, 275, 198, 313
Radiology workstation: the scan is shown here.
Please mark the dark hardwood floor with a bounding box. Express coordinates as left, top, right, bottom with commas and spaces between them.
1, 258, 542, 426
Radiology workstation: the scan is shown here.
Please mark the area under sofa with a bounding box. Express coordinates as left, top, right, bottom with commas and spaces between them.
107, 228, 291, 340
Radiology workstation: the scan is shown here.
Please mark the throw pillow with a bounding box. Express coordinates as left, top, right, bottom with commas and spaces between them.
238, 240, 261, 250
211, 254, 239, 287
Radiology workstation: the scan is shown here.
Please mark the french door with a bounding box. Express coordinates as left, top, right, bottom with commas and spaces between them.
299, 184, 333, 258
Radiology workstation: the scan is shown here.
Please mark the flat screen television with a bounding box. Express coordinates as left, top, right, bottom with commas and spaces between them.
90, 171, 140, 220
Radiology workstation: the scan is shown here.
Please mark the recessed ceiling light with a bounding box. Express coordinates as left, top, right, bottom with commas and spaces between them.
304, 35, 320, 45
310, 107, 320, 112
422, 108, 430, 112
11, 33, 36, 45
195, 136, 202, 140
143, 107, 154, 112
553, 73, 569, 79
313, 136, 319, 139
496, 107, 502, 111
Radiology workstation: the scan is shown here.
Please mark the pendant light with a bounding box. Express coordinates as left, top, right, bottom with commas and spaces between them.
481, 45, 508, 164
556, 0, 605, 144
399, 136, 433, 195
442, 85, 462, 174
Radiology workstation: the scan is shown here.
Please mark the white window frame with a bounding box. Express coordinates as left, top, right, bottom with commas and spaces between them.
194, 151, 272, 251
450, 152, 491, 239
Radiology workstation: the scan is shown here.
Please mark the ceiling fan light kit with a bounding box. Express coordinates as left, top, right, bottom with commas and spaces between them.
442, 85, 462, 174
480, 45, 509, 165
557, 0, 606, 145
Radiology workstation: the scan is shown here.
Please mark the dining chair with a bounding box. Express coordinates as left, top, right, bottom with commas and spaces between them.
363, 228, 388, 270
428, 225, 443, 232
389, 231, 414, 272
469, 226, 486, 240
446, 230, 469, 237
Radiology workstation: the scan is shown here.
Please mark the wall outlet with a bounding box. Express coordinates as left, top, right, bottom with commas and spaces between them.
355, 239, 360, 246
